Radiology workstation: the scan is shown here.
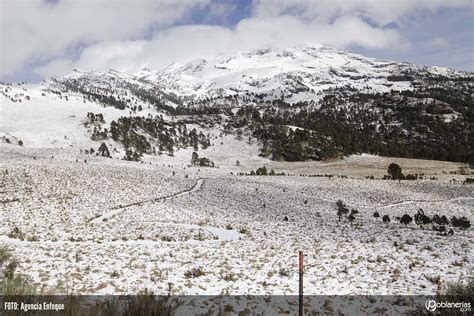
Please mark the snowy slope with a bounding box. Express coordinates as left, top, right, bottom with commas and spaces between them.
136, 43, 467, 104
1, 42, 471, 157
0, 83, 128, 149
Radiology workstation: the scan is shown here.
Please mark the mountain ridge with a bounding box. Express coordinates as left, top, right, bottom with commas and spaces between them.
2, 43, 473, 164
53, 43, 471, 107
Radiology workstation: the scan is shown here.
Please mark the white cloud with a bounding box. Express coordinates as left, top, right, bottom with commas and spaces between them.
35, 14, 406, 78
0, 0, 210, 76
3, 0, 471, 79
206, 1, 237, 23
428, 38, 450, 50
252, 0, 472, 26
35, 58, 75, 78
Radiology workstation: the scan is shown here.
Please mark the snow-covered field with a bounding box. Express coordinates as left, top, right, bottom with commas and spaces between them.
1, 77, 472, 314
1, 145, 472, 299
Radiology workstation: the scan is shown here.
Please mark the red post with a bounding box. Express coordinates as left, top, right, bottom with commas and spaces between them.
299, 250, 303, 316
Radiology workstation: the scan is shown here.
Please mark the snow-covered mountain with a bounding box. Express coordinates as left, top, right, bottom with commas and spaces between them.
41, 43, 471, 108
135, 43, 466, 105
1, 43, 472, 164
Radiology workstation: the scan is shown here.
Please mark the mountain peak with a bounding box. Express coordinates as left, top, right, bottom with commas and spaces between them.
133, 43, 463, 105
54, 43, 468, 106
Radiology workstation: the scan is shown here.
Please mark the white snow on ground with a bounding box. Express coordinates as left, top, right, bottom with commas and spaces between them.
1, 145, 472, 298
0, 63, 472, 314
0, 84, 126, 149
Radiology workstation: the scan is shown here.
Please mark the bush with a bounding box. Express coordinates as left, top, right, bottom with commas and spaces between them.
434, 278, 474, 313
8, 227, 25, 240
238, 228, 248, 234
0, 246, 36, 295
414, 209, 431, 228
336, 200, 349, 221
122, 288, 177, 316
98, 142, 111, 157
387, 163, 403, 180
348, 212, 356, 225
400, 214, 413, 226
432, 225, 446, 233
256, 166, 268, 175
451, 216, 471, 229
443, 278, 474, 298
184, 267, 205, 278
373, 211, 380, 219
382, 215, 390, 224
432, 214, 449, 226
348, 209, 359, 225
160, 236, 174, 242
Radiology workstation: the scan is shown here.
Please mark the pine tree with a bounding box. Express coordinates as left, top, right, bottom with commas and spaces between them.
98, 142, 111, 157
191, 152, 199, 166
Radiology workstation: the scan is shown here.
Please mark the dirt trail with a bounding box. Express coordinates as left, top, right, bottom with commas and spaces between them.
89, 178, 204, 224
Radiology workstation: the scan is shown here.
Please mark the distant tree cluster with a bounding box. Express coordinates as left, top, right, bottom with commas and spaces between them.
191, 151, 214, 167
335, 200, 359, 225
61, 81, 128, 110
108, 115, 211, 161
464, 178, 474, 185
85, 112, 108, 140
226, 75, 473, 164
243, 166, 285, 176
385, 163, 418, 180
373, 208, 470, 234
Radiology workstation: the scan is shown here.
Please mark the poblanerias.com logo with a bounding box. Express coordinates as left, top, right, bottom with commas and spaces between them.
425, 300, 471, 312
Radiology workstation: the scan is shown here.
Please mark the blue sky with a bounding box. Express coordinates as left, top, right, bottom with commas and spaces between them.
1, 0, 472, 82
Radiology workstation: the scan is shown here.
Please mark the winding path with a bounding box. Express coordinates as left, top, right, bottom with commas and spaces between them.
368, 196, 474, 210
89, 178, 204, 224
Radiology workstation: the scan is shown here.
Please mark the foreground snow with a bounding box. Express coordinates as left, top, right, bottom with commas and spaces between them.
1, 146, 472, 298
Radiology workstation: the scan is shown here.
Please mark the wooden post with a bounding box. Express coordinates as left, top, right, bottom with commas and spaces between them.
299, 250, 303, 316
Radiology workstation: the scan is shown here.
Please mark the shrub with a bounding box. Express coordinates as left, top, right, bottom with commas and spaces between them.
432, 214, 449, 226
160, 236, 174, 242
238, 228, 248, 235
0, 246, 36, 295
373, 211, 380, 219
348, 213, 356, 225
184, 267, 205, 278
451, 216, 471, 229
387, 163, 403, 180
348, 208, 358, 225
432, 225, 446, 233
443, 279, 474, 297
414, 209, 431, 228
382, 215, 391, 224
400, 214, 413, 226
110, 270, 120, 278
438, 278, 474, 309
98, 142, 111, 157
8, 227, 25, 240
256, 166, 268, 175
122, 288, 177, 316
336, 200, 349, 221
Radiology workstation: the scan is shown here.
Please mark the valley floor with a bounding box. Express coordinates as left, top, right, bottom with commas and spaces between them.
1, 145, 473, 310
